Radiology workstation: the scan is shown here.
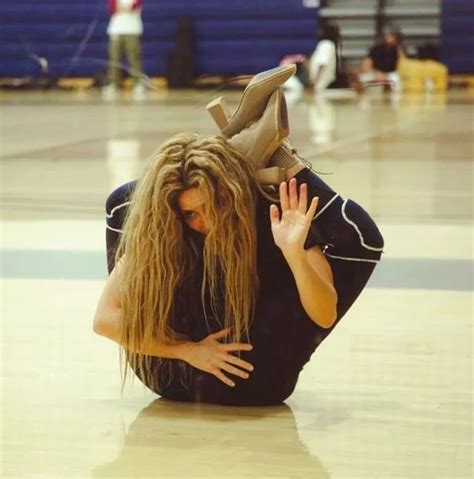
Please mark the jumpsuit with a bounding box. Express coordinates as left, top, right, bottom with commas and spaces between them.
105, 167, 384, 405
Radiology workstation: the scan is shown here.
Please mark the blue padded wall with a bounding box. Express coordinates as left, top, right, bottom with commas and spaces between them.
0, 0, 319, 78
440, 0, 474, 74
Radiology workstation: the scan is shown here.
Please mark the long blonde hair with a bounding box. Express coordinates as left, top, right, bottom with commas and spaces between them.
116, 134, 259, 390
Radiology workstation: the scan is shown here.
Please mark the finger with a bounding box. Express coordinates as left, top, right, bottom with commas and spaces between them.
299, 183, 308, 214
209, 328, 231, 340
221, 343, 253, 352
270, 204, 280, 226
223, 354, 254, 372
279, 181, 289, 212
220, 362, 250, 379
289, 178, 298, 210
306, 196, 319, 221
213, 369, 235, 387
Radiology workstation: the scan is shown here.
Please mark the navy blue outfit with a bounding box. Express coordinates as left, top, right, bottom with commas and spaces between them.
105, 168, 384, 405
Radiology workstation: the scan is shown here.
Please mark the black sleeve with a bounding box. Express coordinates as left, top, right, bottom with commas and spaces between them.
304, 224, 325, 250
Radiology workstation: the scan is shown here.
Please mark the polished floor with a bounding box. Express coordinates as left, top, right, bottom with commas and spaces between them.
1, 86, 473, 478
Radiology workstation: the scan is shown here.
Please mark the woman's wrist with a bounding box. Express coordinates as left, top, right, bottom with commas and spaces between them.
174, 341, 195, 362
282, 247, 306, 269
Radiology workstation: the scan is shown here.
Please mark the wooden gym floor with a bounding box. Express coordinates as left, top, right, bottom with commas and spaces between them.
1, 87, 472, 478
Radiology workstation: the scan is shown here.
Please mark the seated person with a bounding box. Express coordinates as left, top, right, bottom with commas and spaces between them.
360, 29, 404, 91
308, 22, 341, 93
282, 22, 348, 94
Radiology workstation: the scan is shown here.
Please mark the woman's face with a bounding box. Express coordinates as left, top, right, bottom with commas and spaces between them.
178, 187, 211, 235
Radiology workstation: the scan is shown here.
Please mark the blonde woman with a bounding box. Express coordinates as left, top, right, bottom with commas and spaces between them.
94, 131, 384, 406
95, 65, 384, 405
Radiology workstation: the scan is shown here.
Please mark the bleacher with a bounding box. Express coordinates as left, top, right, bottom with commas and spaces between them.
0, 0, 319, 78
1, 0, 471, 81
320, 0, 441, 67
440, 0, 474, 75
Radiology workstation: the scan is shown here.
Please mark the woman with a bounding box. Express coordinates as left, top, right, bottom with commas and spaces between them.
309, 22, 343, 93
95, 135, 384, 406
281, 22, 347, 94
94, 66, 384, 406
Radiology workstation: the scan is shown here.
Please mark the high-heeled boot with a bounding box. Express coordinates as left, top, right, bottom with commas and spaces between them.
207, 65, 306, 184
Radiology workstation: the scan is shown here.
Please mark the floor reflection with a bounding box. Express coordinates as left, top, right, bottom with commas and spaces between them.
308, 97, 336, 146
92, 398, 331, 478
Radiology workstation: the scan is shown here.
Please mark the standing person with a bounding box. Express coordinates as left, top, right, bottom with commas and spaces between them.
103, 0, 146, 101
308, 22, 342, 94
94, 66, 384, 406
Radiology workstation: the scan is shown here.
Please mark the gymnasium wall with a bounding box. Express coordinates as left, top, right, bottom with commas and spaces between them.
440, 0, 474, 74
0, 0, 320, 78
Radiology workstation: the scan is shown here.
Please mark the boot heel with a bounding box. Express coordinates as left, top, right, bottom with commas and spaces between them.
206, 96, 231, 129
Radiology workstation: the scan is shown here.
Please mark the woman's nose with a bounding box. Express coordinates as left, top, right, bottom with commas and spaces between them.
192, 216, 208, 235
199, 215, 210, 234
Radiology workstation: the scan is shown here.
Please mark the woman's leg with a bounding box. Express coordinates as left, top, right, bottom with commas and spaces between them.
123, 34, 144, 87
295, 167, 384, 322
108, 35, 123, 88
105, 181, 137, 273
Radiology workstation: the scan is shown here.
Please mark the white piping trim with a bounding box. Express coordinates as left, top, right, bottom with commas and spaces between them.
106, 225, 123, 233
325, 253, 380, 264
106, 201, 132, 219
341, 199, 384, 252
313, 193, 340, 221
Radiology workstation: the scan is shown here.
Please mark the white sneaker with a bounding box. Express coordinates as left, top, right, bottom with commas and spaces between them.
102, 84, 118, 101
132, 83, 146, 101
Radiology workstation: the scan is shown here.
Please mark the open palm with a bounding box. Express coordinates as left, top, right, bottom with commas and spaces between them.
270, 178, 319, 254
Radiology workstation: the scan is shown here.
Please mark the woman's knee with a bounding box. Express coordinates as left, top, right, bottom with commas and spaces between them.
343, 200, 384, 252
106, 181, 136, 231
105, 181, 136, 216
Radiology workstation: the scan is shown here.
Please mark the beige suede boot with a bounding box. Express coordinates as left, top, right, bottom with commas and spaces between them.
228, 88, 289, 168
219, 64, 296, 136
207, 65, 306, 184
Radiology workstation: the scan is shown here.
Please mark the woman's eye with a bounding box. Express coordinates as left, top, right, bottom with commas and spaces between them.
183, 211, 196, 221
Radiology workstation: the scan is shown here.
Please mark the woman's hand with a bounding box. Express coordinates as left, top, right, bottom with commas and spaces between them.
181, 329, 254, 387
270, 178, 319, 257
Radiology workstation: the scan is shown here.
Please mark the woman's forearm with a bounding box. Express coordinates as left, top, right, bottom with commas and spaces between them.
284, 249, 337, 329
93, 308, 191, 360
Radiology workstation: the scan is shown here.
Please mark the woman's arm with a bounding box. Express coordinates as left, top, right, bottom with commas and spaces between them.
93, 259, 254, 386
270, 179, 338, 329
93, 259, 190, 359
284, 246, 337, 329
